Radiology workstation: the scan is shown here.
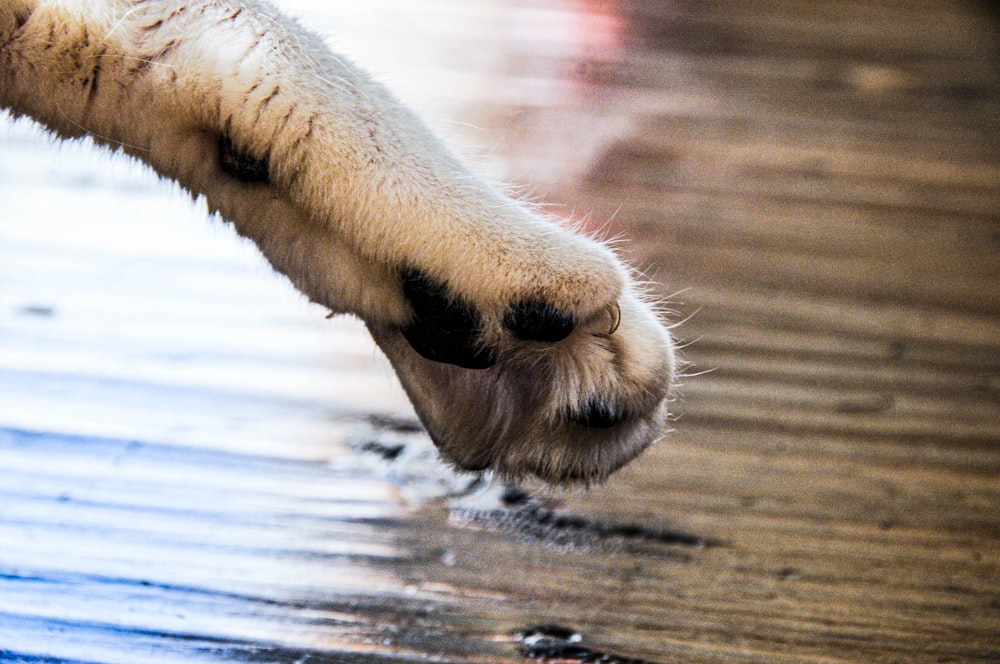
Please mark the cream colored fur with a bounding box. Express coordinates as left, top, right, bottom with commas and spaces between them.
0, 0, 676, 484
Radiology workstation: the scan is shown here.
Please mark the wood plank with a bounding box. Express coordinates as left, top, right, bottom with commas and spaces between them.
1, 0, 998, 662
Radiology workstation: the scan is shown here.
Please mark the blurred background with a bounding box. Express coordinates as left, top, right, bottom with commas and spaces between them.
1, 1, 997, 662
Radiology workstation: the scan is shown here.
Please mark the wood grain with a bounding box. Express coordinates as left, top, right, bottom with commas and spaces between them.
1, 0, 997, 662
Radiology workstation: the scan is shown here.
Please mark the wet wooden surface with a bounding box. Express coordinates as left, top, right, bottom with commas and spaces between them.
1, 1, 998, 662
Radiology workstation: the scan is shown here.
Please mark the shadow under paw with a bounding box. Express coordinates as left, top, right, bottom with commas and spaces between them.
351, 419, 712, 554
451, 490, 713, 556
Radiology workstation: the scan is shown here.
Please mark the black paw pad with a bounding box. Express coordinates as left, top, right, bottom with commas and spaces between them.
568, 399, 628, 429
400, 269, 496, 370
219, 135, 270, 183
503, 300, 575, 342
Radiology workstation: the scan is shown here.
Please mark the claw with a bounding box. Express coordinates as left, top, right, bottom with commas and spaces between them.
606, 301, 622, 335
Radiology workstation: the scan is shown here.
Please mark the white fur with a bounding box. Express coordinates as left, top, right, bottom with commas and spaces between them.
0, 0, 677, 484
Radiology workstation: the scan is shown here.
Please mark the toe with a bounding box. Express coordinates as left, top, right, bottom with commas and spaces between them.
400, 269, 496, 369
503, 299, 575, 342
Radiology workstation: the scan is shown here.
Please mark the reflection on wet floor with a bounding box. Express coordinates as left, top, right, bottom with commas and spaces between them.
2, 0, 999, 662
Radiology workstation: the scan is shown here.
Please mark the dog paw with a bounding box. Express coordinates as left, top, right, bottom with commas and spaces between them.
371, 278, 676, 485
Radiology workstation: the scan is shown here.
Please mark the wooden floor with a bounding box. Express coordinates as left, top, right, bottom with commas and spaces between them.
1, 1, 998, 662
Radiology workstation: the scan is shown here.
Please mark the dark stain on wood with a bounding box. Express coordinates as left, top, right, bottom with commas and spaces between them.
518, 625, 660, 663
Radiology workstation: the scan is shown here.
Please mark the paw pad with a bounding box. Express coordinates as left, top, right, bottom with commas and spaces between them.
400, 269, 496, 370
219, 135, 270, 183
568, 399, 628, 429
503, 300, 575, 342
